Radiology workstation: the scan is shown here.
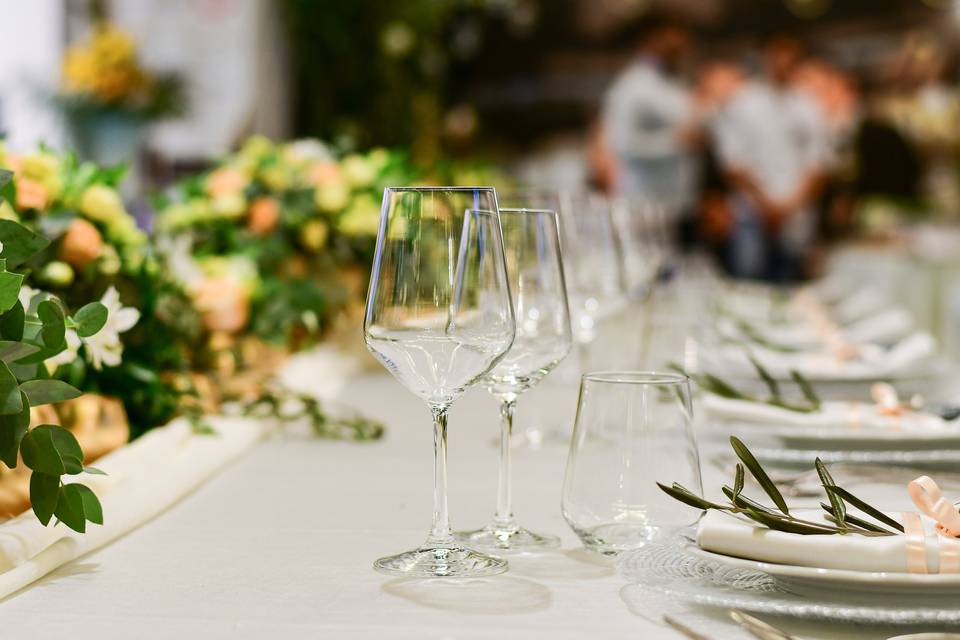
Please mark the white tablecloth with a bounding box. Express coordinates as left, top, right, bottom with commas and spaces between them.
0, 370, 930, 639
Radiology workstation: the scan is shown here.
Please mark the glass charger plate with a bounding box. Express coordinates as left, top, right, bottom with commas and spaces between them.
618, 535, 960, 626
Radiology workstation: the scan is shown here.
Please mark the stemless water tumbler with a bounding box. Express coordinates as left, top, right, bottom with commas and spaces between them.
562, 372, 702, 555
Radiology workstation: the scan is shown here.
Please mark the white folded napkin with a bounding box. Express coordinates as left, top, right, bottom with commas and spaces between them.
708, 331, 937, 380
830, 287, 892, 325
701, 393, 947, 432
697, 509, 945, 573
0, 416, 266, 598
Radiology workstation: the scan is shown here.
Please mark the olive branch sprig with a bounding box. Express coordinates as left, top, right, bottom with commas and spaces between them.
657, 436, 904, 537
673, 358, 822, 414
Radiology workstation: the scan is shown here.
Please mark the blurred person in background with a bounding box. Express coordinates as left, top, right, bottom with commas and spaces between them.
712, 34, 831, 282
601, 17, 701, 224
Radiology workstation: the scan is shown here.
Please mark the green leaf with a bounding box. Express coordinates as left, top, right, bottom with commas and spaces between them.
0, 270, 24, 315
73, 302, 108, 338
730, 436, 789, 515
739, 506, 838, 535
37, 300, 66, 350
30, 472, 60, 526
20, 379, 81, 406
0, 300, 24, 341
828, 485, 904, 533
72, 484, 103, 524
749, 356, 780, 400
694, 373, 750, 401
0, 170, 11, 190
0, 220, 49, 268
0, 360, 22, 415
83, 466, 106, 475
655, 482, 727, 511
815, 458, 846, 528
54, 484, 86, 533
0, 391, 30, 467
21, 424, 84, 475
733, 463, 744, 501
821, 504, 896, 535
0, 341, 40, 363
790, 370, 821, 409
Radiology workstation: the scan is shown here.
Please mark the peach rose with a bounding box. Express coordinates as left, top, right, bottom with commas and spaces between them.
16, 177, 49, 211
307, 162, 342, 186
247, 197, 280, 235
59, 218, 104, 268
205, 167, 248, 197
190, 277, 250, 334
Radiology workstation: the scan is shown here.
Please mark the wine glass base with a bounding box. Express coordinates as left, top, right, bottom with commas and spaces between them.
373, 545, 508, 578
456, 525, 561, 553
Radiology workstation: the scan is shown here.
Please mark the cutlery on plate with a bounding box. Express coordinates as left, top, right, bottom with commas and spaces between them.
729, 610, 796, 640
662, 614, 714, 640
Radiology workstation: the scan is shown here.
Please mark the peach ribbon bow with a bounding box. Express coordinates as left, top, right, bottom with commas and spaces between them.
902, 476, 960, 574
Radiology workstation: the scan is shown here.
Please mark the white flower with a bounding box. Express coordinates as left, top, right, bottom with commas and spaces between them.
44, 329, 82, 371
18, 284, 39, 311
83, 286, 140, 370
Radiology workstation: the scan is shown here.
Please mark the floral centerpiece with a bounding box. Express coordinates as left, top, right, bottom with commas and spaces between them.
0, 143, 203, 439
155, 137, 420, 349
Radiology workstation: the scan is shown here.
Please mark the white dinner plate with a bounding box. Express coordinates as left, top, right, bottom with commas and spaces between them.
688, 544, 960, 596
710, 419, 960, 450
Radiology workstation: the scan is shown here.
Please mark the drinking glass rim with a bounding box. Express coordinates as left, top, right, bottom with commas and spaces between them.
499, 207, 559, 217
581, 371, 688, 385
384, 186, 497, 192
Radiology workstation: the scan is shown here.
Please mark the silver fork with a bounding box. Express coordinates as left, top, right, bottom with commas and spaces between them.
729, 610, 797, 640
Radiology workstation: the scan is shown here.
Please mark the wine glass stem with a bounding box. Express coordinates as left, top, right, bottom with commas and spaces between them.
494, 396, 517, 530
426, 404, 453, 547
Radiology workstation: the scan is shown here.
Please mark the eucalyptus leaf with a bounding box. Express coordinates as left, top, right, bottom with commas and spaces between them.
71, 484, 103, 524
74, 302, 108, 338
0, 270, 24, 315
0, 341, 40, 363
20, 424, 84, 476
29, 472, 59, 526
54, 484, 86, 533
0, 300, 24, 341
0, 220, 49, 268
0, 391, 30, 467
20, 379, 81, 406
0, 360, 23, 415
37, 300, 66, 350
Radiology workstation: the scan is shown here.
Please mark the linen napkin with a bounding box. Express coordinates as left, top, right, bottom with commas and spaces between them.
707, 331, 937, 380
697, 509, 945, 573
701, 393, 947, 432
0, 416, 266, 598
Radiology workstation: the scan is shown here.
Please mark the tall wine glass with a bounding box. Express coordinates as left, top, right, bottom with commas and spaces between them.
457, 208, 573, 551
364, 187, 516, 577
558, 191, 627, 369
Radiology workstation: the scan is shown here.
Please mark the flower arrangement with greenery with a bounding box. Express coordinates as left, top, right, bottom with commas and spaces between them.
57, 22, 183, 121
0, 169, 109, 532
154, 136, 422, 346
0, 143, 203, 438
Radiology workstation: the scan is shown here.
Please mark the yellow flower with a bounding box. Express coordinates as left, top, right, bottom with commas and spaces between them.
239, 135, 275, 164
299, 220, 329, 251
41, 261, 75, 287
210, 193, 247, 219
338, 194, 381, 236
367, 148, 391, 171
341, 154, 376, 188
20, 151, 62, 200
259, 165, 291, 191
79, 184, 126, 224
314, 182, 350, 214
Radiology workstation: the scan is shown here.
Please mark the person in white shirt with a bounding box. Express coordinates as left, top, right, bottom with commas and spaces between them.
602, 20, 700, 216
713, 35, 830, 282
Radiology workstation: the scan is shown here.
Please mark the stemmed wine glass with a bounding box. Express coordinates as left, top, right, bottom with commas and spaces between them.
457, 208, 573, 551
364, 187, 516, 577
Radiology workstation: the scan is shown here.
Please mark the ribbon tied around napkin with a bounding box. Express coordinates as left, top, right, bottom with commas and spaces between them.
902, 476, 960, 574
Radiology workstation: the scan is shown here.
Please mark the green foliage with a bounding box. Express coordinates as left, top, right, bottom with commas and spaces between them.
0, 211, 104, 532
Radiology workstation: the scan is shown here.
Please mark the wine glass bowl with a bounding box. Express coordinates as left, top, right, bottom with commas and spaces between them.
364, 187, 516, 577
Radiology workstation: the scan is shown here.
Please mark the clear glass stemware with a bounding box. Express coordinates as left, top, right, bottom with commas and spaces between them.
456, 208, 573, 552
364, 186, 516, 577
